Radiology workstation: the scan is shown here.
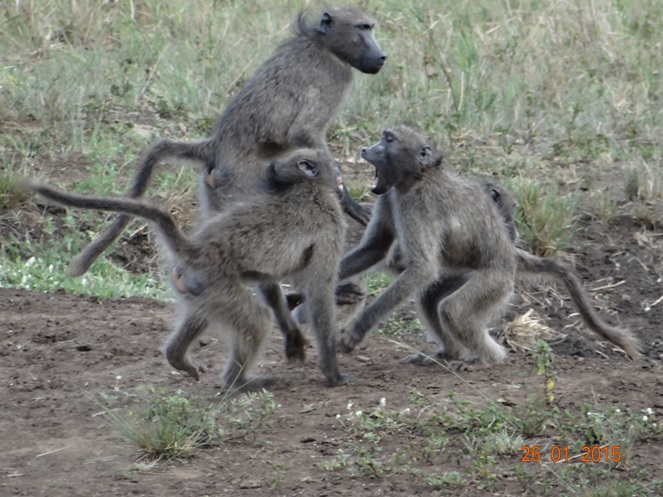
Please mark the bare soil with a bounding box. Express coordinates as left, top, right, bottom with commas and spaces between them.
1, 183, 663, 496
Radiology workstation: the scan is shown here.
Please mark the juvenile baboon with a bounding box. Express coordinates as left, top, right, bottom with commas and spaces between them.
69, 5, 387, 277
287, 178, 518, 327
337, 126, 641, 366
24, 149, 348, 389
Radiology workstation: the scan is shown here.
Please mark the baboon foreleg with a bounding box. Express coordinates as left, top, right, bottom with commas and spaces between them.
257, 282, 307, 362
340, 268, 421, 353
164, 313, 209, 380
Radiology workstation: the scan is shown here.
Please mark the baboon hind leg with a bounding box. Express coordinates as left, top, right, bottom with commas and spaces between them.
402, 276, 472, 365
438, 270, 513, 368
164, 312, 209, 381
218, 285, 274, 391
257, 282, 307, 362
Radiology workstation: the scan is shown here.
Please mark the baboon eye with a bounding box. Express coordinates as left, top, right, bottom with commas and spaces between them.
357, 23, 372, 31
490, 188, 500, 201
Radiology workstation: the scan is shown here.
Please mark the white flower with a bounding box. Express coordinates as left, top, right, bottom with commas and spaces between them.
355, 410, 363, 417
402, 408, 411, 415
116, 375, 122, 381
615, 408, 621, 413
335, 413, 341, 419
347, 401, 353, 411
643, 416, 648, 421
645, 408, 655, 415
81, 277, 88, 287
379, 398, 386, 407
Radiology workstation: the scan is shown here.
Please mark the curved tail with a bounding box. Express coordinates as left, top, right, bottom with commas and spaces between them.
26, 181, 195, 262
515, 248, 641, 359
67, 139, 211, 276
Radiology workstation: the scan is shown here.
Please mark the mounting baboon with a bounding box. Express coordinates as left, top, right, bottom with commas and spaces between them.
337, 126, 641, 366
24, 149, 348, 389
69, 5, 387, 277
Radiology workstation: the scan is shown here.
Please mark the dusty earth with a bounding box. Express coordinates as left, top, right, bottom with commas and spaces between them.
2, 193, 663, 496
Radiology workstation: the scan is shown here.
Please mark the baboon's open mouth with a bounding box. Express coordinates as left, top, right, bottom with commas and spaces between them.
371, 168, 379, 190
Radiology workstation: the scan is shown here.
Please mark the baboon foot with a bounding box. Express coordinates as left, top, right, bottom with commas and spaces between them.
335, 282, 366, 306
324, 370, 350, 387
223, 375, 284, 395
401, 349, 464, 367
284, 331, 307, 362
167, 354, 206, 381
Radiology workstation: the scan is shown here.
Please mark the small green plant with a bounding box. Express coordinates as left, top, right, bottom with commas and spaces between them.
365, 271, 394, 295
95, 387, 280, 459
510, 178, 580, 257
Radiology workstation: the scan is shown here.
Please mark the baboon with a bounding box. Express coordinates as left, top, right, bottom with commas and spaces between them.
24, 149, 348, 389
337, 126, 641, 366
287, 178, 518, 327
68, 5, 387, 277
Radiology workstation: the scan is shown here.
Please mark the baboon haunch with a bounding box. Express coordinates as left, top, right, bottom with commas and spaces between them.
25, 149, 348, 389
337, 126, 641, 366
68, 5, 386, 277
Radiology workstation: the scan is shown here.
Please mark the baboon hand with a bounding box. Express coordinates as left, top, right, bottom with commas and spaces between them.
335, 282, 365, 306
341, 194, 371, 226
338, 326, 361, 354
284, 331, 307, 362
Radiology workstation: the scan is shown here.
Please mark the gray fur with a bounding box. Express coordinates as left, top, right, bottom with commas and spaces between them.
68, 5, 386, 277
338, 126, 641, 366
25, 149, 348, 390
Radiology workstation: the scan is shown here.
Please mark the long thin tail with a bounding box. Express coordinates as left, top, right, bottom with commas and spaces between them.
26, 181, 195, 261
515, 248, 641, 359
67, 139, 211, 276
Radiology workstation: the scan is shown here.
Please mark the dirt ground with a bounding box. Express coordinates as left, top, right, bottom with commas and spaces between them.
1, 203, 663, 496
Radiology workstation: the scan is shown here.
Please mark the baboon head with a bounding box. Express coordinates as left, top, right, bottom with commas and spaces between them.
309, 6, 387, 74
361, 126, 443, 195
265, 148, 339, 193
479, 176, 519, 242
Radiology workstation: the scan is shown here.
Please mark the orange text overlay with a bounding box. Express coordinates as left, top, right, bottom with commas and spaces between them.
520, 445, 622, 463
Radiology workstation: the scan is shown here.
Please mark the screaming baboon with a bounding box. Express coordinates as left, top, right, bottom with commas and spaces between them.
287, 177, 518, 327
69, 5, 387, 277
337, 126, 641, 366
25, 149, 348, 389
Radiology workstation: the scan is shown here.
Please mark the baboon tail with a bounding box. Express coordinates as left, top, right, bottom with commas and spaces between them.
67, 139, 211, 276
515, 249, 641, 359
26, 181, 195, 261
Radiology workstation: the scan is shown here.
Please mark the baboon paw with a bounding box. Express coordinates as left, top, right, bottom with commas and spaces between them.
334, 283, 365, 306
338, 331, 357, 354
447, 358, 479, 372
284, 334, 307, 362
325, 372, 350, 387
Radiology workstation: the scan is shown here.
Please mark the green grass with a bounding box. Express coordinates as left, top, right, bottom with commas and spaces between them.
1, 0, 661, 296
95, 386, 280, 459
320, 344, 663, 493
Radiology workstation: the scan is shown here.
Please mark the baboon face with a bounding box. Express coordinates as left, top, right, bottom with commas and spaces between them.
266, 148, 339, 193
361, 126, 442, 195
319, 7, 387, 74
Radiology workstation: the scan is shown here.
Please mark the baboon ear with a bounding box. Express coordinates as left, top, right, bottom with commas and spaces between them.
417, 145, 434, 167
490, 188, 501, 202
320, 12, 333, 32
298, 160, 319, 177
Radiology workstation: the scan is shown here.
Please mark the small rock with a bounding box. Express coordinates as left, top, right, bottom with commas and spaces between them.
238, 479, 262, 489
